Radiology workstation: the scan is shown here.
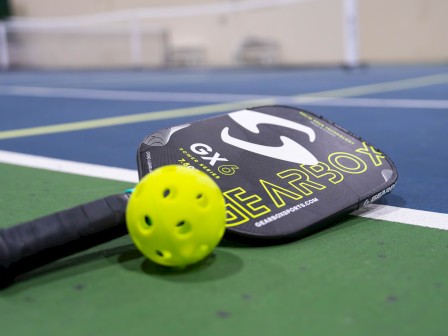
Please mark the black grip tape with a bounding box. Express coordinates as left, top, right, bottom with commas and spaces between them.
0, 193, 130, 286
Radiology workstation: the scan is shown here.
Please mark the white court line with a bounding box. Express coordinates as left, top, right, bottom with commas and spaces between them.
1, 85, 448, 109
300, 97, 448, 109
1, 150, 447, 230
352, 204, 448, 231
0, 85, 265, 103
0, 150, 138, 183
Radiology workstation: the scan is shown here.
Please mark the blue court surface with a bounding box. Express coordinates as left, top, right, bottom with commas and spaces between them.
1, 64, 448, 216
1, 65, 448, 336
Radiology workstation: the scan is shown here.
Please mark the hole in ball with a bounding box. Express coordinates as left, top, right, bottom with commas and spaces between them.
155, 250, 172, 259
196, 193, 208, 208
163, 189, 170, 198
144, 216, 152, 226
195, 244, 209, 258
176, 220, 192, 235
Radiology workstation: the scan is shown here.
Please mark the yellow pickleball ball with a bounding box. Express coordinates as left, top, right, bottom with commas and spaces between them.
126, 165, 226, 267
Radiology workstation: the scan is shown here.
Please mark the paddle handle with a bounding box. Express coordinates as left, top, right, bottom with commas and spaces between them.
0, 193, 130, 287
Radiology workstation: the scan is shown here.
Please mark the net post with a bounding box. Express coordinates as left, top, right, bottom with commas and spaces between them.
342, 0, 360, 68
0, 20, 9, 70
159, 29, 169, 67
129, 18, 143, 68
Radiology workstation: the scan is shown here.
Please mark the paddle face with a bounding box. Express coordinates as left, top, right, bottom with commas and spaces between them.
137, 105, 397, 240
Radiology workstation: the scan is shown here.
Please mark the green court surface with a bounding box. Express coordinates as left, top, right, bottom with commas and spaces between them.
1, 163, 447, 335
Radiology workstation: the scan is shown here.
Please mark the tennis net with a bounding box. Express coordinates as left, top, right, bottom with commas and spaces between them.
0, 0, 359, 69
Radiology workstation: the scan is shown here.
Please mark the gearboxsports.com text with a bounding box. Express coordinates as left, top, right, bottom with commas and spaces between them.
254, 198, 319, 228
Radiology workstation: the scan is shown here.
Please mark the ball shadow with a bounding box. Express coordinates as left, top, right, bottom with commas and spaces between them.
118, 248, 243, 283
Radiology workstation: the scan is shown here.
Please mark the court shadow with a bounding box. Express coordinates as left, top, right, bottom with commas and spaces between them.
2, 243, 136, 292
218, 213, 356, 249
2, 211, 365, 292
117, 248, 243, 283
375, 194, 407, 207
